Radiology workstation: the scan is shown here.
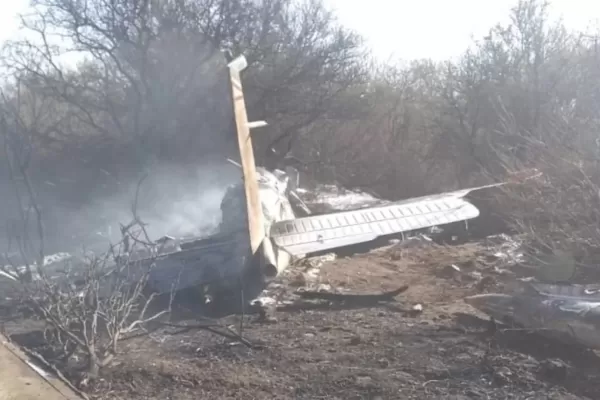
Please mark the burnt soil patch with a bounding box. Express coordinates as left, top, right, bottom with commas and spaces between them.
2, 238, 600, 399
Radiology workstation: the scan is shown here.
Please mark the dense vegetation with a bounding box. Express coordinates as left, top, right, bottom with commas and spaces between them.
2, 0, 600, 265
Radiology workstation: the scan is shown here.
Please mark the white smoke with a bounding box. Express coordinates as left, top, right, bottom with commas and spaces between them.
43, 162, 241, 253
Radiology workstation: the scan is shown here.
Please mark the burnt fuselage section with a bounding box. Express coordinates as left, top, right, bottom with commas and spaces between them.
143, 167, 298, 306
465, 283, 600, 350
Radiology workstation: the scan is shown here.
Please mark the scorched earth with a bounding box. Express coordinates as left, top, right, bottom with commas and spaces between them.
3, 233, 599, 400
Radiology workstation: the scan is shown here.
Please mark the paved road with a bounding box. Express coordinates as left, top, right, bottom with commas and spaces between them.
0, 333, 82, 400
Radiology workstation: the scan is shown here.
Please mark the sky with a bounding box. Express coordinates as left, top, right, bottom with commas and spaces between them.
325, 0, 600, 61
1, 0, 599, 62
0, 0, 28, 44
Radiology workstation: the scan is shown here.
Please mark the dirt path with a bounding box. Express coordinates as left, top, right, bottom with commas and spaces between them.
4, 238, 600, 399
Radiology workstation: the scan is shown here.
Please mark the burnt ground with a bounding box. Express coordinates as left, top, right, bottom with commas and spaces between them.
3, 237, 600, 400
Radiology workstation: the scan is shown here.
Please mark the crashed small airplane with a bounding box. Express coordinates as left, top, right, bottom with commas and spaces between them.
0, 50, 512, 310
132, 51, 511, 307
465, 282, 600, 351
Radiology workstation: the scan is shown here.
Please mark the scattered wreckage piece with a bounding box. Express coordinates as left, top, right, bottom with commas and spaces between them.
294, 286, 409, 304
247, 286, 413, 323
465, 282, 600, 351
1, 252, 73, 282
296, 184, 388, 214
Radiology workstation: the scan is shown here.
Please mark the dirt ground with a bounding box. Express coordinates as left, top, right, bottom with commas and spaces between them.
3, 236, 600, 400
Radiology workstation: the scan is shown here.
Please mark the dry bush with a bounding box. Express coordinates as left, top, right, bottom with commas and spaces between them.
2, 215, 174, 384
492, 141, 600, 267
294, 60, 444, 198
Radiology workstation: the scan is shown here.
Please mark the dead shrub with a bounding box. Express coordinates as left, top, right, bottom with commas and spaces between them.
2, 218, 174, 385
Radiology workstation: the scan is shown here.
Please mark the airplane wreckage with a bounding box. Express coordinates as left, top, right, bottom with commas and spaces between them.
466, 282, 600, 351
0, 51, 505, 307
3, 50, 599, 398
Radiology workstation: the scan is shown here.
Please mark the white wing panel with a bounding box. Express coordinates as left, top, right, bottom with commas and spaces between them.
270, 195, 479, 255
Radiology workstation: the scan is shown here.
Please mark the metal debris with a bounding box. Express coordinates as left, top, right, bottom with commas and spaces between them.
465, 282, 600, 350
484, 234, 525, 265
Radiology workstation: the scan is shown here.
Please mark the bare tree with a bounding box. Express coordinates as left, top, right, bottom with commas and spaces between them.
4, 221, 174, 383
0, 100, 174, 384
0, 0, 367, 246
1, 0, 365, 166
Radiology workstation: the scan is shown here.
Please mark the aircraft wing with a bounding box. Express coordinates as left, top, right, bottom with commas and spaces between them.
270, 186, 491, 256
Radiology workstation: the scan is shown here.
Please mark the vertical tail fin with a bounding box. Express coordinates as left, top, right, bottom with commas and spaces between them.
226, 55, 265, 253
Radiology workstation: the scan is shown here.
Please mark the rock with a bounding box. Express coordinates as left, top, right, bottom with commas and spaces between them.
377, 358, 390, 367
540, 359, 568, 381
349, 336, 362, 345
493, 366, 513, 385
440, 264, 461, 278
395, 371, 415, 383
289, 272, 308, 287
494, 266, 514, 276
465, 388, 484, 398
355, 375, 373, 386
475, 275, 495, 291
252, 302, 278, 324
469, 271, 483, 280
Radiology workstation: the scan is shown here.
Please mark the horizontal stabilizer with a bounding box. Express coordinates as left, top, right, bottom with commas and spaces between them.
271, 190, 481, 255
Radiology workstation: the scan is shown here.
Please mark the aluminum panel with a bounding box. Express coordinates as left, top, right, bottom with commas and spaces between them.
271, 196, 479, 255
